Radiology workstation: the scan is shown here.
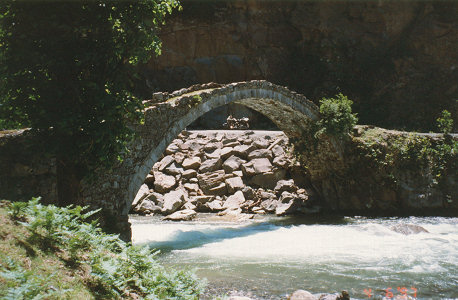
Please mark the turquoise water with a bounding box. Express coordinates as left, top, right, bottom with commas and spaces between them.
130, 215, 458, 299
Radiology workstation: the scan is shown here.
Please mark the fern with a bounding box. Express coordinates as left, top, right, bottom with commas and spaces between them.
4, 199, 205, 299
0, 257, 68, 300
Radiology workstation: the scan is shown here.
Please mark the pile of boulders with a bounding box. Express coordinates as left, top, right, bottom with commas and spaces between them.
131, 130, 317, 221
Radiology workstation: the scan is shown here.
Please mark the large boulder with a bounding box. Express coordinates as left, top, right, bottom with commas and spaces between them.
225, 176, 245, 193
223, 190, 246, 209
182, 169, 197, 179
165, 142, 181, 155
261, 199, 279, 213
199, 158, 222, 173
390, 224, 429, 235
223, 138, 240, 148
247, 149, 273, 160
183, 183, 200, 195
137, 199, 162, 215
220, 147, 234, 159
258, 190, 276, 200
288, 290, 317, 300
223, 155, 246, 173
273, 155, 289, 168
182, 157, 202, 169
190, 195, 214, 212
241, 158, 272, 176
276, 191, 299, 216
207, 182, 228, 196
242, 186, 256, 200
162, 190, 186, 215
144, 174, 155, 185
222, 137, 238, 145
203, 142, 220, 152
163, 209, 197, 221
157, 155, 174, 172
132, 183, 150, 209
253, 138, 269, 149
164, 162, 183, 176
144, 192, 163, 206
197, 170, 226, 194
174, 152, 186, 164
315, 293, 342, 300
183, 140, 203, 152
233, 144, 256, 159
154, 172, 177, 193
275, 179, 298, 194
271, 144, 285, 157
206, 149, 222, 159
205, 199, 224, 211
250, 169, 286, 189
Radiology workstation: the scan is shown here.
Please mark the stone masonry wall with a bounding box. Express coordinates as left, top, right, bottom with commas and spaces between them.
0, 130, 57, 203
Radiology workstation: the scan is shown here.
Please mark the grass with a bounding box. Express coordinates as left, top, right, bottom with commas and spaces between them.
0, 199, 204, 299
0, 201, 93, 299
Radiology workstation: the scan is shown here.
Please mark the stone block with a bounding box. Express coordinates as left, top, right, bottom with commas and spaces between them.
242, 158, 272, 176
162, 190, 186, 215
223, 190, 246, 209
225, 176, 245, 193
247, 149, 273, 160
154, 172, 177, 193
199, 158, 222, 173
163, 209, 196, 221
182, 157, 202, 170
223, 155, 246, 173
198, 170, 226, 193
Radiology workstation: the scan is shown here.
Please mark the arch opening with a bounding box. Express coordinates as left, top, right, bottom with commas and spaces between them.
126, 81, 330, 219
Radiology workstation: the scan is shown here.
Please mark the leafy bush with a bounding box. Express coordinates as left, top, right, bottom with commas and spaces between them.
1, 199, 205, 299
316, 93, 358, 138
437, 110, 453, 134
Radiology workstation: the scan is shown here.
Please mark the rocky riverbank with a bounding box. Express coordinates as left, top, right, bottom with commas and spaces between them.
224, 289, 350, 300
130, 130, 318, 220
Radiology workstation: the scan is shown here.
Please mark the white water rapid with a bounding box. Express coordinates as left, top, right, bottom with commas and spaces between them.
131, 215, 458, 299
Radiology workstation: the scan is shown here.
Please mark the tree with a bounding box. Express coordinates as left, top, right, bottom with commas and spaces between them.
436, 110, 453, 135
0, 0, 180, 205
316, 93, 358, 138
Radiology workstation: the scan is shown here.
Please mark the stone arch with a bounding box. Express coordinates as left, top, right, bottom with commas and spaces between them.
125, 80, 324, 213
82, 80, 341, 240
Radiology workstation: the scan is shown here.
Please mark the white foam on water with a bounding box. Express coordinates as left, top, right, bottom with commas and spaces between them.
131, 218, 457, 267
177, 223, 441, 264
130, 217, 458, 299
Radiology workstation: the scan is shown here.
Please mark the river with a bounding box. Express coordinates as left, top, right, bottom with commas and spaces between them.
130, 214, 458, 299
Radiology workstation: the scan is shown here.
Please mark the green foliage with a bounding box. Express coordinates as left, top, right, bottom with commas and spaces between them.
0, 257, 68, 300
316, 93, 358, 138
0, 0, 180, 176
2, 199, 204, 299
189, 95, 202, 107
356, 129, 457, 187
436, 110, 454, 134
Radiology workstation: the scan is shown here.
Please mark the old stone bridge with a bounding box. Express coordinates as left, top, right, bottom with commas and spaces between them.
1, 80, 456, 240
80, 80, 344, 237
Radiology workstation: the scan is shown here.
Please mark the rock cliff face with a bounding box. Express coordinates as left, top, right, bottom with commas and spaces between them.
143, 0, 457, 131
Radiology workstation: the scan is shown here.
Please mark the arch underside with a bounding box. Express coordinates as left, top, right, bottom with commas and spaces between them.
234, 98, 312, 138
